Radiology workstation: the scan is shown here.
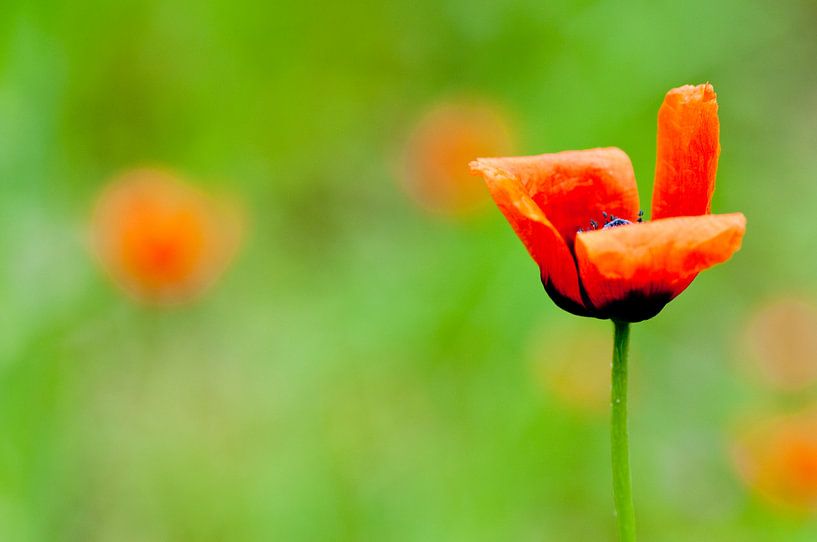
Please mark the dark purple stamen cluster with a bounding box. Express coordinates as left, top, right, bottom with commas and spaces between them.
578, 210, 644, 233
603, 217, 631, 229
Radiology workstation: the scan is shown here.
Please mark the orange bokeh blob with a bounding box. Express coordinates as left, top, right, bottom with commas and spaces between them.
91, 168, 242, 305
741, 297, 817, 391
401, 99, 514, 216
732, 409, 817, 511
528, 322, 612, 416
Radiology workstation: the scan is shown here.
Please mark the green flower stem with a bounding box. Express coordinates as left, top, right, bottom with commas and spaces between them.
611, 320, 636, 541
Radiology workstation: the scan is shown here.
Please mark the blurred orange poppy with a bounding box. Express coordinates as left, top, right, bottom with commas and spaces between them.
740, 297, 817, 392
528, 321, 613, 415
402, 99, 514, 216
732, 409, 817, 511
471, 84, 746, 322
91, 168, 242, 305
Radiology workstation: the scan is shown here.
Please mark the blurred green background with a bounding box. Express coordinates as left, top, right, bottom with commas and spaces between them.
3, 0, 817, 540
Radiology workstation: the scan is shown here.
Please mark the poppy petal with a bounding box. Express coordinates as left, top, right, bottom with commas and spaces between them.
574, 213, 746, 321
470, 161, 586, 311
473, 148, 640, 249
651, 84, 720, 220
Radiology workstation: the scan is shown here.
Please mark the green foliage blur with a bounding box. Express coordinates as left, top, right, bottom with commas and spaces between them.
2, 0, 817, 540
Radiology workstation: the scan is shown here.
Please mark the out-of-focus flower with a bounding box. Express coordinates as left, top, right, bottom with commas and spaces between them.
528, 322, 612, 415
401, 99, 514, 216
91, 168, 242, 305
732, 409, 817, 511
740, 297, 817, 392
470, 84, 746, 322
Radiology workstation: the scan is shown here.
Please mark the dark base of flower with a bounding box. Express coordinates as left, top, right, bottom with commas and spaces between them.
601, 290, 673, 323
542, 278, 595, 318
543, 276, 672, 322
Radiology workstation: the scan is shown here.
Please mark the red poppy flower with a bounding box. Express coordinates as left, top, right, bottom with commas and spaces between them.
470, 84, 746, 322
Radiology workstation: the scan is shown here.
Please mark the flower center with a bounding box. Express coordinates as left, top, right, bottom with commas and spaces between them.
579, 210, 644, 232
603, 217, 632, 229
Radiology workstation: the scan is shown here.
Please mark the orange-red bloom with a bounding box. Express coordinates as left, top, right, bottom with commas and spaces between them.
471, 84, 746, 322
91, 168, 242, 305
